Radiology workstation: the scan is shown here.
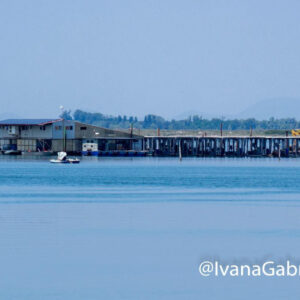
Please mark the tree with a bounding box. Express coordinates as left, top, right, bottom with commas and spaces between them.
70, 109, 300, 131
60, 110, 73, 120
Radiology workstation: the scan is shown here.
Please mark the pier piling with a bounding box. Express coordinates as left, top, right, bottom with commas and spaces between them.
144, 135, 300, 158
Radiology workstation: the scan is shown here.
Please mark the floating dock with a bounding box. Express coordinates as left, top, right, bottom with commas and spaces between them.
143, 136, 300, 157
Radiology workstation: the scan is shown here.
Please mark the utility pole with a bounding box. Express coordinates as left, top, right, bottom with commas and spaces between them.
179, 139, 182, 161
220, 122, 223, 137
60, 106, 66, 152
285, 130, 289, 157
63, 119, 66, 152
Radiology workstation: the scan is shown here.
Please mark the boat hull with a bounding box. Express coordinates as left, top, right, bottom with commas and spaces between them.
50, 159, 80, 164
2, 150, 22, 155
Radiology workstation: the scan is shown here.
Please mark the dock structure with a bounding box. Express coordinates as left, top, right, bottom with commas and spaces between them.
1, 118, 300, 158
0, 119, 143, 154
143, 136, 300, 157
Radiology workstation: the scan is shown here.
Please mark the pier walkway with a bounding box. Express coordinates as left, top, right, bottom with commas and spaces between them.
143, 135, 300, 157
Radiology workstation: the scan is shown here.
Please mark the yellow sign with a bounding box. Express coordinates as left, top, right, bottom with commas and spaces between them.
291, 129, 300, 136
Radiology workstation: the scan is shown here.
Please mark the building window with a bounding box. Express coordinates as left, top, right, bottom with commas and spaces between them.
55, 126, 62, 130
66, 126, 73, 130
80, 127, 87, 130
40, 126, 46, 131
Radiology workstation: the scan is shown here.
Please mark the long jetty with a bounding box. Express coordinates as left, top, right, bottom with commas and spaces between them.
143, 135, 300, 157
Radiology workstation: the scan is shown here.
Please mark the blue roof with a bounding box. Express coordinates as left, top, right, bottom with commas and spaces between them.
0, 119, 61, 125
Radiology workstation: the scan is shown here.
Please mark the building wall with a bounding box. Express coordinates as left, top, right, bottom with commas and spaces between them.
17, 139, 37, 151
0, 126, 16, 138
20, 125, 53, 139
51, 139, 82, 153
0, 139, 17, 150
132, 139, 143, 150
52, 120, 76, 139
0, 120, 144, 153
74, 122, 142, 139
82, 138, 143, 151
0, 124, 53, 139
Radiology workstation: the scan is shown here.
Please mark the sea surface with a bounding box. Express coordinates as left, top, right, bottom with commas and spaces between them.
0, 156, 300, 299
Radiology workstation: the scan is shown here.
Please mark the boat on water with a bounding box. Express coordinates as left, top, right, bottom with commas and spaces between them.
2, 150, 22, 155
50, 152, 80, 164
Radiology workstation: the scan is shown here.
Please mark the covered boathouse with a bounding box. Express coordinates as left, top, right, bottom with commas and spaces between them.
0, 119, 143, 154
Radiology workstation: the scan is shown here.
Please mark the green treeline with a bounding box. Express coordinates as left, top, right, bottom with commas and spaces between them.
60, 110, 300, 130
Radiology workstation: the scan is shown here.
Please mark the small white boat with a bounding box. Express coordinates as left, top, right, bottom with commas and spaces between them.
50, 152, 80, 164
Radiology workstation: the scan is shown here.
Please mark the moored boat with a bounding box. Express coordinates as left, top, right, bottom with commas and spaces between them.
50, 152, 80, 164
3, 150, 22, 155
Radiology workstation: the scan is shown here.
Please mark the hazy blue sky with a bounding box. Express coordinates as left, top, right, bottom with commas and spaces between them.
1, 0, 300, 119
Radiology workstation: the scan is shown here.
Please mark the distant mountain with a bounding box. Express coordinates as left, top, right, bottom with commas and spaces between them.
237, 98, 300, 120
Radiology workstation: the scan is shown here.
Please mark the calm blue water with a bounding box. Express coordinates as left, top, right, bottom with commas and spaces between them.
1, 156, 300, 299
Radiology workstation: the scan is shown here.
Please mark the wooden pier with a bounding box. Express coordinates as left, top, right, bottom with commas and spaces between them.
143, 136, 300, 157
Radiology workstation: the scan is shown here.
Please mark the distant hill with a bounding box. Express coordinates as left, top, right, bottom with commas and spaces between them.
237, 98, 300, 120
